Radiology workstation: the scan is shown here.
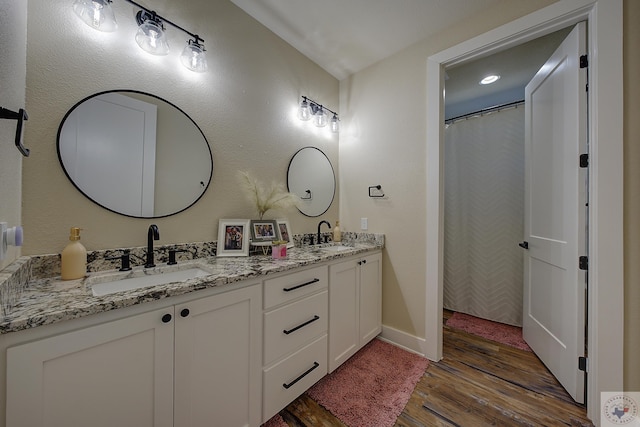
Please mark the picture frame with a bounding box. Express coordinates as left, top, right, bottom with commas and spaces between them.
249, 219, 279, 242
276, 218, 295, 248
217, 219, 250, 257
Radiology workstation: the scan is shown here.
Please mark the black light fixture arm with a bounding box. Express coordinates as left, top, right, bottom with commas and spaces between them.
0, 107, 30, 157
301, 96, 337, 117
124, 0, 204, 44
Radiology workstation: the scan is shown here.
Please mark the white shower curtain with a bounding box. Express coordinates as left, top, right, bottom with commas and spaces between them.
444, 106, 525, 326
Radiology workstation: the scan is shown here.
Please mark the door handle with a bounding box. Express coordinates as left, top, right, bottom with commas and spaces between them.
519, 241, 529, 249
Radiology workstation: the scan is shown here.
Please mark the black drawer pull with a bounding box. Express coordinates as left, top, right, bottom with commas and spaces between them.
283, 361, 320, 389
283, 278, 319, 292
283, 315, 320, 335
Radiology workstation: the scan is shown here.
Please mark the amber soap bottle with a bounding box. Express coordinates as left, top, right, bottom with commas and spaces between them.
61, 227, 87, 280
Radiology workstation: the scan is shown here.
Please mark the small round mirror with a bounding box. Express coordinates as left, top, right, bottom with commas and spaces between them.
57, 90, 213, 218
287, 147, 335, 217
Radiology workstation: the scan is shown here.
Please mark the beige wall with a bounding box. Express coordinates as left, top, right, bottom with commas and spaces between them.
21, 0, 339, 255
340, 0, 639, 388
0, 2, 27, 270
623, 0, 640, 392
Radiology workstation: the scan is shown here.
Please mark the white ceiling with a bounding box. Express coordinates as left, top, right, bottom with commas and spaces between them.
230, 0, 503, 80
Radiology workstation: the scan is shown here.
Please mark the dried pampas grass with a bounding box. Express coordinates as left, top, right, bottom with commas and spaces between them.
238, 171, 299, 219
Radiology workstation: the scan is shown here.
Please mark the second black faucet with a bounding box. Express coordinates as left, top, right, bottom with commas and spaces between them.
145, 224, 160, 268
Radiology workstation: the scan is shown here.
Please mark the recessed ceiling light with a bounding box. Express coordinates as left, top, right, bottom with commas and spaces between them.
480, 75, 500, 85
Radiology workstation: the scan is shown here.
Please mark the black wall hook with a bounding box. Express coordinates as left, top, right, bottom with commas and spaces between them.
0, 107, 30, 157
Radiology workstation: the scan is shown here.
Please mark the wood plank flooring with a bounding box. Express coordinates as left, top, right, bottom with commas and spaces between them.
278, 311, 593, 426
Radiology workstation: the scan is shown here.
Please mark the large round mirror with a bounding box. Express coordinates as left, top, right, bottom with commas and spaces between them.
57, 90, 213, 218
287, 147, 335, 217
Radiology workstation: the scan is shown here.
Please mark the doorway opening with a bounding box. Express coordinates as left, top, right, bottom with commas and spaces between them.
425, 2, 623, 422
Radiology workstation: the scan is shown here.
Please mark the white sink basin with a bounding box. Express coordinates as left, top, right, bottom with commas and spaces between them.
89, 267, 211, 297
320, 245, 353, 252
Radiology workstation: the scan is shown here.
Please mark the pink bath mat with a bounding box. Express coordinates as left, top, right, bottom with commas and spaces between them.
307, 338, 429, 427
446, 312, 532, 351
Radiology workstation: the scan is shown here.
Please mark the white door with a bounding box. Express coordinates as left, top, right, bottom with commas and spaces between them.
523, 22, 587, 403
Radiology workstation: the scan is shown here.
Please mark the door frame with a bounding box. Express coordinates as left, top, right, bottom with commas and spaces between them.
425, 0, 623, 423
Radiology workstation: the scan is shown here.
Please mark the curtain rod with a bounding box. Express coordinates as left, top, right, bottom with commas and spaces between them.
445, 100, 525, 125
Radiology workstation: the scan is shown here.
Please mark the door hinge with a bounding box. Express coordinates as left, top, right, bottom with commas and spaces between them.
579, 256, 589, 271
580, 55, 588, 68
578, 356, 588, 372
580, 154, 589, 168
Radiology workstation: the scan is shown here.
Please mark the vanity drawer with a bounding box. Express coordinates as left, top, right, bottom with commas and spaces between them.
264, 290, 328, 365
264, 265, 328, 309
263, 334, 327, 423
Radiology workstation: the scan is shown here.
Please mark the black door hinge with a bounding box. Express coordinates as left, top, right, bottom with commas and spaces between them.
580, 55, 588, 68
579, 256, 589, 271
578, 356, 588, 372
580, 154, 589, 168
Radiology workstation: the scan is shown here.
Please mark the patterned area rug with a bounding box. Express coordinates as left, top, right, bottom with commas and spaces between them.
446, 312, 532, 351
305, 338, 429, 427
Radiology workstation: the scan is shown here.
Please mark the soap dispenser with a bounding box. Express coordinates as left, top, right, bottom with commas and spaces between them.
333, 221, 342, 243
61, 227, 87, 280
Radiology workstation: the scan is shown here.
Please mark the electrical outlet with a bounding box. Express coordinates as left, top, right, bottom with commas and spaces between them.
360, 217, 368, 230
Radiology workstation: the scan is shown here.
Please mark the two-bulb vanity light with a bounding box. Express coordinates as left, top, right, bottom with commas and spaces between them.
72, 0, 207, 72
298, 96, 339, 133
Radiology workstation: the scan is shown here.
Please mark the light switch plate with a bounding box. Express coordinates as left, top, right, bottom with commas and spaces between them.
360, 218, 368, 230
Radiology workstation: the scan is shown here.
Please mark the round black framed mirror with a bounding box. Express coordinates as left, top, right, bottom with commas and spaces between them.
287, 147, 336, 217
57, 90, 213, 218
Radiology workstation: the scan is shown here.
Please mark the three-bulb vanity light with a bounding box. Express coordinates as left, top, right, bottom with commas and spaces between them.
72, 0, 207, 72
298, 96, 339, 133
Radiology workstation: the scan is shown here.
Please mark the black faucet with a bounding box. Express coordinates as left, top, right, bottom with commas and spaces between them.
317, 220, 331, 245
145, 224, 160, 268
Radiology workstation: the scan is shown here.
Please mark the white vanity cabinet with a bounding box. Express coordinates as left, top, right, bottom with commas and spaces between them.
262, 265, 329, 423
5, 282, 262, 427
328, 251, 382, 373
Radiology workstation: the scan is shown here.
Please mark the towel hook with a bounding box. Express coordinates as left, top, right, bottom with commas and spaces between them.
0, 107, 30, 157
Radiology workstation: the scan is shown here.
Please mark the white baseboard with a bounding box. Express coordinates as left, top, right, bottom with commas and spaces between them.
379, 325, 428, 358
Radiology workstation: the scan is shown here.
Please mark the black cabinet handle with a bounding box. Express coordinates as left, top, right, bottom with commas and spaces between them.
283, 278, 319, 292
161, 313, 172, 323
283, 315, 320, 335
519, 241, 529, 250
282, 362, 320, 389
362, 259, 367, 264
180, 308, 190, 318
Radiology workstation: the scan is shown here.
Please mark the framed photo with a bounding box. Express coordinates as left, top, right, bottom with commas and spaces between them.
217, 219, 250, 257
276, 218, 295, 248
250, 219, 279, 242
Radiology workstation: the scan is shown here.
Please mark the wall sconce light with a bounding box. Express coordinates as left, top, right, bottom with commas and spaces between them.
0, 107, 30, 157
298, 96, 339, 133
73, 0, 207, 72
72, 0, 118, 32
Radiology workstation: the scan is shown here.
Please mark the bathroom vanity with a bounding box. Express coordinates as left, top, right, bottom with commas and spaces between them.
0, 239, 382, 427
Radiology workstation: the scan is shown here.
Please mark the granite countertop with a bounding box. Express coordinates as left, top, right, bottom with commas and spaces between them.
0, 240, 382, 335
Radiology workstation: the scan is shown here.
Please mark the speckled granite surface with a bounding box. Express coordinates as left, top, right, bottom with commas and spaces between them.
0, 233, 383, 334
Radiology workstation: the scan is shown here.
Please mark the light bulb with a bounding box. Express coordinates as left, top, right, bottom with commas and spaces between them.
314, 107, 327, 127
135, 18, 169, 55
298, 99, 311, 121
181, 40, 207, 72
73, 0, 117, 32
330, 114, 339, 133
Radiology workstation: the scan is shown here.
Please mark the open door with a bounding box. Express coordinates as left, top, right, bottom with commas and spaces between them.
522, 22, 587, 403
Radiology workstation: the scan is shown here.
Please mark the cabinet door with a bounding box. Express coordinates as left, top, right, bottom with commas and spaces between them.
174, 284, 262, 427
359, 253, 382, 345
6, 307, 174, 427
328, 259, 359, 373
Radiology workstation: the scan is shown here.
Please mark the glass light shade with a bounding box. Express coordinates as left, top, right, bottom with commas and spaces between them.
314, 107, 328, 127
298, 99, 311, 121
73, 0, 117, 32
135, 20, 170, 55
330, 114, 339, 133
181, 41, 207, 72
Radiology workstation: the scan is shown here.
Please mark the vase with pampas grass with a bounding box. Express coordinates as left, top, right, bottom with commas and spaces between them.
238, 171, 299, 219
